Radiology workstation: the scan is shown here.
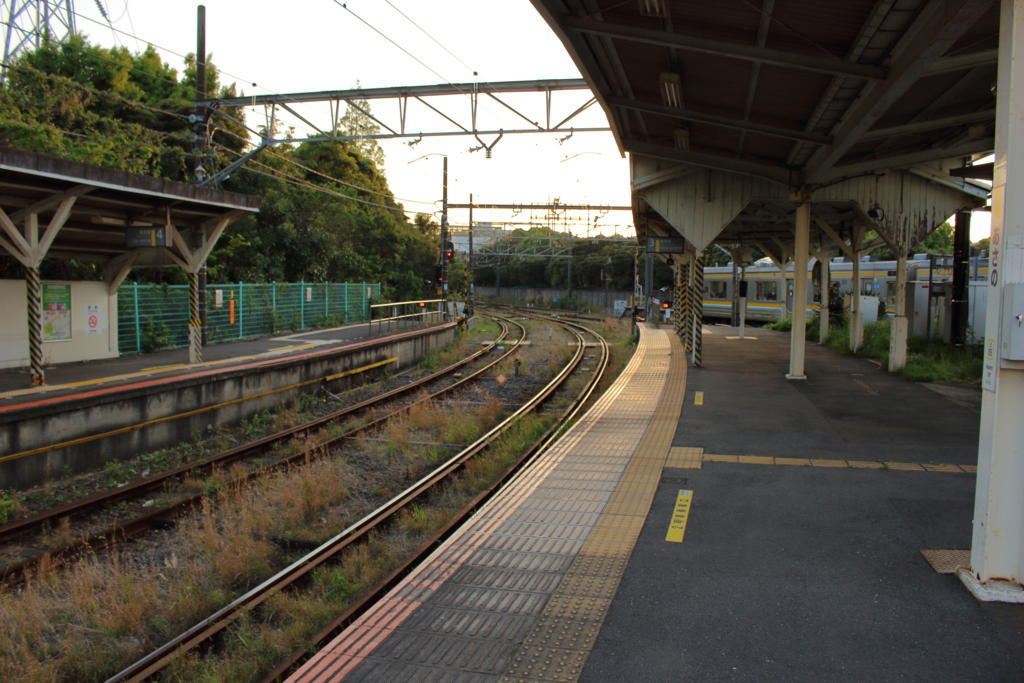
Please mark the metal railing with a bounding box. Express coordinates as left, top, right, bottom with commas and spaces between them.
118, 281, 381, 354
367, 299, 445, 336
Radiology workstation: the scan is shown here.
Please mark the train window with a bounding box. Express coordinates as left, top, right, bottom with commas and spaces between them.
860, 278, 874, 295
708, 281, 727, 298
755, 281, 778, 300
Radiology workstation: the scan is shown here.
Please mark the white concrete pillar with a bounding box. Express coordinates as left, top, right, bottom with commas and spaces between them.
787, 199, 810, 380
888, 253, 909, 371
850, 247, 863, 351
818, 255, 830, 344
963, 0, 1024, 602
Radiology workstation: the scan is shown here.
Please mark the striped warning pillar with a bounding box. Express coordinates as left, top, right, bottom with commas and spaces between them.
25, 264, 44, 385
691, 251, 705, 367
679, 253, 692, 351
188, 270, 202, 364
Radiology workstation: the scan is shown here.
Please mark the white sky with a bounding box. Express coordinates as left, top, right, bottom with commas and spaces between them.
72, 0, 634, 234
69, 1, 992, 242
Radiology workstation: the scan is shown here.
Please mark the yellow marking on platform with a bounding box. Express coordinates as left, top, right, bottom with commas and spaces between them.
666, 447, 703, 469
699, 452, 973, 474
665, 489, 693, 543
886, 461, 924, 471
847, 460, 885, 469
922, 463, 962, 473
142, 364, 188, 373
0, 357, 397, 465
694, 391, 704, 405
811, 458, 847, 468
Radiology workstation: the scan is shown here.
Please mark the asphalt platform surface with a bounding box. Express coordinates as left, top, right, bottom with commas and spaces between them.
584, 325, 1024, 681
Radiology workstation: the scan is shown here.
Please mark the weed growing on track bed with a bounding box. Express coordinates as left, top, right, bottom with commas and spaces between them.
0, 315, 629, 680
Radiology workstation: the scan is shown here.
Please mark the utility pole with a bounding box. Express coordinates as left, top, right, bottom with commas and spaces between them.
440, 156, 450, 321
195, 5, 208, 347
467, 193, 474, 317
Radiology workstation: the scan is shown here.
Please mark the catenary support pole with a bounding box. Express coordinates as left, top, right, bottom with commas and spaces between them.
195, 5, 208, 347
467, 193, 474, 317
787, 197, 810, 380
963, 0, 1024, 602
951, 209, 971, 346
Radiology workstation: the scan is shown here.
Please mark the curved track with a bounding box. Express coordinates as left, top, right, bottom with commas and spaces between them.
107, 311, 610, 682
0, 316, 523, 584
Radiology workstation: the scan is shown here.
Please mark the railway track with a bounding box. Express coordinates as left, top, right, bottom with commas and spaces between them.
0, 316, 524, 585
106, 311, 610, 682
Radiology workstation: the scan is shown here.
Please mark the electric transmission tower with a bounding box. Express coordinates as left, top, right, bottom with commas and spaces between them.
2, 1, 77, 77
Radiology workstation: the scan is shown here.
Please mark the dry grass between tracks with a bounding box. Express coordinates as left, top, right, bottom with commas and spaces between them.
0, 319, 575, 681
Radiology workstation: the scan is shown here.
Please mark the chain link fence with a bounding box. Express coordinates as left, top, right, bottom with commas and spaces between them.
117, 281, 380, 354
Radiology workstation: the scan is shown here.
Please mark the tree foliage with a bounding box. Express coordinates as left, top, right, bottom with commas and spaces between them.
0, 37, 437, 300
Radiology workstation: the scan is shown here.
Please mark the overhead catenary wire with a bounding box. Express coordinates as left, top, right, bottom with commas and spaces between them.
382, 0, 478, 76
207, 107, 436, 207
212, 140, 419, 215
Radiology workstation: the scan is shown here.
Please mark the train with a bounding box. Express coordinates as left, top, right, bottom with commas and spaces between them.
660, 253, 990, 341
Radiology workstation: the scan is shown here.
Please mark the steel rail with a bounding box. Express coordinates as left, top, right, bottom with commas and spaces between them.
261, 313, 610, 681
109, 314, 589, 682
0, 319, 519, 583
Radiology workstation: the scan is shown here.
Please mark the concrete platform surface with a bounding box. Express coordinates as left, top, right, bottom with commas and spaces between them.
585, 326, 1023, 681
0, 318, 432, 406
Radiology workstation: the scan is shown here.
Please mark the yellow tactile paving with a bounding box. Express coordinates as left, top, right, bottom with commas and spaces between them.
698, 454, 974, 474
292, 324, 688, 682
665, 446, 704, 469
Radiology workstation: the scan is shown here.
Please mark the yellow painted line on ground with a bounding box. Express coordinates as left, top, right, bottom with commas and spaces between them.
665, 489, 694, 543
0, 357, 397, 465
694, 391, 704, 406
699, 453, 974, 474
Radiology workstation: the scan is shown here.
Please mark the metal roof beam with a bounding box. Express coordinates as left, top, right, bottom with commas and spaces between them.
627, 140, 793, 186
606, 96, 831, 145
816, 138, 995, 184
204, 79, 592, 108
860, 109, 995, 141
804, 0, 996, 183
927, 48, 998, 74
561, 15, 888, 81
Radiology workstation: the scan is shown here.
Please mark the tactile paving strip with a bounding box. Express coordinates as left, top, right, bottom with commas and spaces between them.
288, 325, 686, 682
921, 549, 970, 574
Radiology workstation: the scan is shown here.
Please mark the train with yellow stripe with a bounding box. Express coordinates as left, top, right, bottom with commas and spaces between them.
701, 255, 988, 322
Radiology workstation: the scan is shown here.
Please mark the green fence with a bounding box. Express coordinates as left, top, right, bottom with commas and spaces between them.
117, 281, 381, 354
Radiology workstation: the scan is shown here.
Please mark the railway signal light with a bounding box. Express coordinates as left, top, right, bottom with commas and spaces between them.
444, 241, 454, 260
434, 265, 444, 283
661, 301, 671, 310
418, 301, 426, 308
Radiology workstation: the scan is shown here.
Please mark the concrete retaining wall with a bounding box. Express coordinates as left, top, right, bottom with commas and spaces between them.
0, 323, 456, 489
476, 287, 633, 313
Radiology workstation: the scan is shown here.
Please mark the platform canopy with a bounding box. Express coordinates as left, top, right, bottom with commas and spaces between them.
531, 0, 995, 248
0, 147, 259, 287
0, 147, 259, 384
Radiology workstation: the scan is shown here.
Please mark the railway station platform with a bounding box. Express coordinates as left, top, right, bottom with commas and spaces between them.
0, 318, 456, 489
290, 323, 1024, 681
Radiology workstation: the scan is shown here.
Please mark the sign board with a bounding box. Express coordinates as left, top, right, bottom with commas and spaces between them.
42, 284, 71, 341
85, 303, 101, 335
125, 227, 167, 248
646, 237, 684, 254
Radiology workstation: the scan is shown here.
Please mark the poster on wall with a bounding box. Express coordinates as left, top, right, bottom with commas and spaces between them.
85, 303, 102, 335
42, 284, 72, 341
